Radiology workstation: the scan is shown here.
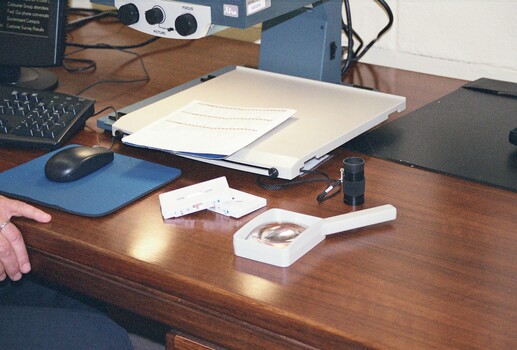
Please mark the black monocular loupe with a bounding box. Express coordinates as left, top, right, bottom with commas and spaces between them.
343, 157, 365, 206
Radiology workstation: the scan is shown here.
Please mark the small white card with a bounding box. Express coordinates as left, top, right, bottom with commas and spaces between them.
209, 189, 266, 218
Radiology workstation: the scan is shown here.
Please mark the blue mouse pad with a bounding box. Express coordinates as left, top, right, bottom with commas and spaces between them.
0, 145, 181, 217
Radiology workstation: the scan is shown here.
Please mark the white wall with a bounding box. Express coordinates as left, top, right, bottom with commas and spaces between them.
346, 0, 517, 82
70, 0, 110, 9
70, 0, 517, 83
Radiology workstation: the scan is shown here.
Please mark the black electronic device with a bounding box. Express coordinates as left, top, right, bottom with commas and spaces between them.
0, 85, 95, 150
0, 0, 68, 90
45, 145, 114, 182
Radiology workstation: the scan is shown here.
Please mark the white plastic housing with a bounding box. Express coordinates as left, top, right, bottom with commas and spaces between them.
233, 205, 397, 267
115, 0, 224, 39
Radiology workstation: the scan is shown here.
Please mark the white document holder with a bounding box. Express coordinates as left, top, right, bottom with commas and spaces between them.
112, 66, 406, 179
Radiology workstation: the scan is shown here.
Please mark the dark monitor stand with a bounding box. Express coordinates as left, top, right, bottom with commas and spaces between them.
0, 65, 58, 91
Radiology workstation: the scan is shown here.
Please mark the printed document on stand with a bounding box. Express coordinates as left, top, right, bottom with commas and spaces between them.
121, 100, 295, 159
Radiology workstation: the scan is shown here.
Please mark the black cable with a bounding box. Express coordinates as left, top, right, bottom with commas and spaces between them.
256, 170, 334, 191
63, 6, 161, 95
352, 0, 393, 62
67, 36, 161, 51
316, 179, 342, 202
89, 106, 119, 149
63, 39, 157, 95
64, 29, 160, 74
341, 0, 394, 77
92, 105, 118, 119
67, 8, 119, 31
64, 6, 160, 79
63, 56, 97, 73
341, 0, 354, 77
256, 169, 344, 203
73, 45, 151, 96
256, 170, 344, 203
342, 24, 364, 57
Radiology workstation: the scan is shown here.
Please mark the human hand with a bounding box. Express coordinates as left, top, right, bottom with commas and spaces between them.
0, 195, 51, 281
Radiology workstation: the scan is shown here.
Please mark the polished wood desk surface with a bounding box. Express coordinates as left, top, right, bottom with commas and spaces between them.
2, 20, 517, 350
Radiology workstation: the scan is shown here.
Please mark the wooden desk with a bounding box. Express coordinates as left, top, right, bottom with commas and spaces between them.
2, 20, 517, 350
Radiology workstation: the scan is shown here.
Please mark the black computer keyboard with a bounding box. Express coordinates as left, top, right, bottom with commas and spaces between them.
0, 85, 95, 150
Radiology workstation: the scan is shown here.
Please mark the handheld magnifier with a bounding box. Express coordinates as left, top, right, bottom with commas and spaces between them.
233, 204, 396, 267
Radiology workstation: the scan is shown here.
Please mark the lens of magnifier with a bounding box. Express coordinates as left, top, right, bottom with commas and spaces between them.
343, 157, 365, 206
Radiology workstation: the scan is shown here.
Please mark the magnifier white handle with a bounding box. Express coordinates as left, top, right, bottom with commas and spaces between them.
320, 204, 397, 236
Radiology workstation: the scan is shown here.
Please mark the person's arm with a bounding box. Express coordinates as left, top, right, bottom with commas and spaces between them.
0, 196, 51, 281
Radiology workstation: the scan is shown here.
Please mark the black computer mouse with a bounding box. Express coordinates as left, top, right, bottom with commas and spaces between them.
44, 145, 114, 182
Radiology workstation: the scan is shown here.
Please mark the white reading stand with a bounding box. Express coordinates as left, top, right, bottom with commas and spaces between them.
112, 66, 406, 180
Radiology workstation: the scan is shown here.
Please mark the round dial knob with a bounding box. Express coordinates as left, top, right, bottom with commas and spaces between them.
145, 7, 164, 25
175, 13, 197, 37
118, 3, 139, 25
